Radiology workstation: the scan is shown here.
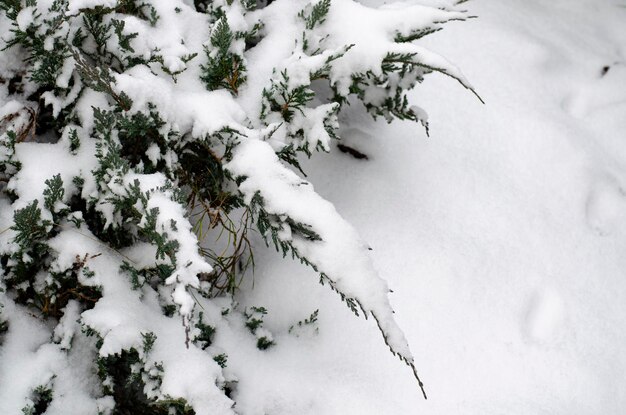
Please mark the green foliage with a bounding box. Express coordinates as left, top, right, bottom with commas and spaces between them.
193, 312, 215, 350
299, 0, 331, 30
43, 174, 65, 212
0, 0, 474, 409
0, 130, 18, 167
68, 129, 80, 153
245, 306, 275, 350
121, 261, 145, 290
213, 353, 228, 368
11, 200, 51, 251
21, 384, 53, 415
256, 336, 273, 350
4, 4, 70, 87
201, 18, 246, 94
289, 309, 319, 334
152, 397, 194, 415
111, 19, 139, 52
95, 345, 196, 414
0, 0, 24, 21
73, 51, 133, 110
142, 331, 157, 354
244, 306, 267, 332
142, 207, 180, 263
261, 70, 314, 123
96, 350, 149, 412
250, 192, 321, 265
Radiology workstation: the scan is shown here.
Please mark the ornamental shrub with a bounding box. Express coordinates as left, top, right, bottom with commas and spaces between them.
0, 0, 477, 413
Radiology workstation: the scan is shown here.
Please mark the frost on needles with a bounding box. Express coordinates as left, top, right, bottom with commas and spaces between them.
0, 0, 477, 413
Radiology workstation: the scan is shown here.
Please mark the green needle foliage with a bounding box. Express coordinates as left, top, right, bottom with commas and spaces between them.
0, 0, 477, 412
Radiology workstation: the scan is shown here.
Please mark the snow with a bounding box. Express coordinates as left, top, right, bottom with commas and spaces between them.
324, 0, 471, 94
216, 0, 626, 415
226, 137, 414, 360
15, 7, 36, 31
8, 142, 84, 208
67, 0, 116, 15
230, 0, 626, 413
0, 295, 102, 415
238, 0, 304, 123
55, 227, 235, 414
1, 0, 626, 413
114, 67, 248, 137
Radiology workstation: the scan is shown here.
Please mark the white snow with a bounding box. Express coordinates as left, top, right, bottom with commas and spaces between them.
324, 0, 471, 94
229, 0, 626, 413
226, 137, 414, 360
2, 0, 626, 413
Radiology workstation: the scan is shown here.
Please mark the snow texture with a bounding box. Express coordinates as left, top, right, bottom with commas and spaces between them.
232, 0, 626, 413
2, 0, 626, 414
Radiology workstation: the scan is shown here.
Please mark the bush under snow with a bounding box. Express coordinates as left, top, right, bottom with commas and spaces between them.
0, 0, 476, 413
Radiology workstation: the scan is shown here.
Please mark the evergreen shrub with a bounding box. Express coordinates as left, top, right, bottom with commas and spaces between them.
0, 0, 477, 412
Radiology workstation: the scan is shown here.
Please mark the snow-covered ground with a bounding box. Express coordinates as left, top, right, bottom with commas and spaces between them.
234, 1, 626, 413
